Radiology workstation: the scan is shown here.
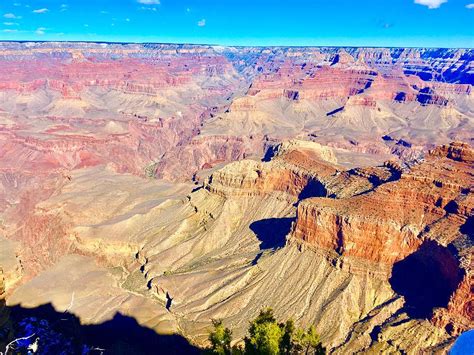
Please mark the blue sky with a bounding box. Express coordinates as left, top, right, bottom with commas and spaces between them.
1, 0, 473, 47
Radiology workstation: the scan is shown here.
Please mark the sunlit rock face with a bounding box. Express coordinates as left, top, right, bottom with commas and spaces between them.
292, 142, 473, 266
290, 142, 473, 337
0, 42, 472, 353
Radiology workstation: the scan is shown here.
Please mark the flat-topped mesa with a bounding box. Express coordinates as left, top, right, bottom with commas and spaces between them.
290, 142, 474, 270
228, 96, 257, 111
268, 139, 338, 165
402, 143, 474, 196
205, 157, 332, 199
204, 139, 409, 200
291, 195, 424, 269
344, 95, 377, 108
204, 140, 339, 198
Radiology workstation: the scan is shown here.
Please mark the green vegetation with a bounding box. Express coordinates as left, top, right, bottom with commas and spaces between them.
208, 319, 233, 355
207, 308, 325, 355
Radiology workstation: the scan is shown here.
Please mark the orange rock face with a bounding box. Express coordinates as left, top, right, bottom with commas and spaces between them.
292, 142, 472, 263
292, 197, 424, 265
432, 273, 474, 336
290, 142, 473, 334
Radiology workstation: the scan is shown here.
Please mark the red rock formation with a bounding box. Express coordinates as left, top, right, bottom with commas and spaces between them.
292, 142, 472, 265
430, 141, 474, 163
290, 142, 473, 333
432, 272, 474, 335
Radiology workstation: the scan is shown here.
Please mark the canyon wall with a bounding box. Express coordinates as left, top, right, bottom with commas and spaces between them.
0, 42, 472, 353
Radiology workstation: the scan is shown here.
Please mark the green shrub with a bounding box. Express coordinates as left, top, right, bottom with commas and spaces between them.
207, 307, 325, 354
208, 319, 233, 355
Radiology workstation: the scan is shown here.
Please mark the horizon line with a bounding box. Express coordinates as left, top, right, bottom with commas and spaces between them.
0, 39, 473, 50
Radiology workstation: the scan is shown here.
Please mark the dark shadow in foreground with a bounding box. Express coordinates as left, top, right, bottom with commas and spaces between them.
0, 302, 200, 355
250, 217, 294, 251
389, 240, 464, 319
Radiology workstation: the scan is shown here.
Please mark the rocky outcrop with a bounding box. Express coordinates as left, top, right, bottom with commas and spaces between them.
432, 271, 473, 335
205, 140, 340, 198
292, 143, 472, 260
206, 159, 325, 199
290, 142, 473, 336
292, 196, 423, 266
430, 141, 474, 163
268, 139, 338, 164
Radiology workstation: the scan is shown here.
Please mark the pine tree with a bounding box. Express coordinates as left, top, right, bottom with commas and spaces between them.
244, 308, 283, 355
208, 319, 233, 355
208, 308, 326, 355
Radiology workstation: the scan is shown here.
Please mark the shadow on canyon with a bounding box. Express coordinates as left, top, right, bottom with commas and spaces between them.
389, 240, 464, 319
460, 215, 473, 239
0, 302, 199, 354
250, 217, 295, 252
298, 179, 328, 200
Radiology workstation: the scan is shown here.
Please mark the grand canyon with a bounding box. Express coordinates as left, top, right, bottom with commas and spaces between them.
0, 42, 472, 353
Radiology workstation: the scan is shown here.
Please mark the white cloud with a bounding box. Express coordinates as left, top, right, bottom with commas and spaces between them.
3, 22, 19, 26
466, 3, 474, 8
35, 27, 46, 35
137, 0, 160, 4
126, 18, 131, 22
139, 6, 157, 11
2, 29, 18, 33
197, 19, 206, 27
4, 13, 22, 19
60, 4, 68, 12
414, 0, 447, 9
33, 8, 49, 14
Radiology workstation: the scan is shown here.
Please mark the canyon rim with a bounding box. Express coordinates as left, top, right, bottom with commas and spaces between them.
0, 1, 473, 354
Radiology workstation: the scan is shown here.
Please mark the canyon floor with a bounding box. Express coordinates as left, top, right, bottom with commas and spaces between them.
0, 42, 473, 353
